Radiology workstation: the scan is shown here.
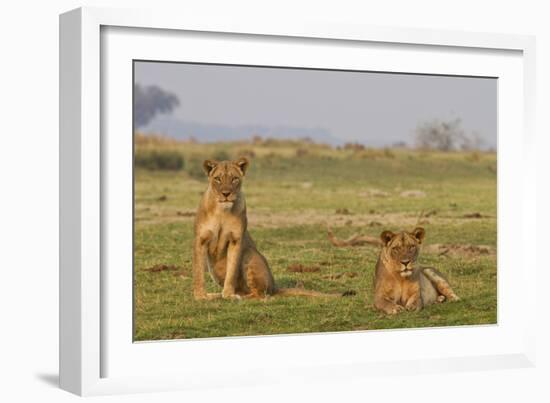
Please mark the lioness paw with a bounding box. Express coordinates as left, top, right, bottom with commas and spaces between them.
406, 303, 421, 311
387, 305, 404, 315
194, 292, 208, 301
222, 291, 241, 300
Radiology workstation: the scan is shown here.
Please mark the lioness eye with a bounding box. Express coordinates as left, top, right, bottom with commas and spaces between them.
214, 177, 221, 183
232, 178, 239, 183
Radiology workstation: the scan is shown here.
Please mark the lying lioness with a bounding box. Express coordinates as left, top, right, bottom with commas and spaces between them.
192, 157, 343, 300
374, 227, 459, 314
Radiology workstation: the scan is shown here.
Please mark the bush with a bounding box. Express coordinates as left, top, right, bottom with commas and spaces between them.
383, 148, 396, 159
212, 150, 231, 161
343, 142, 365, 151
295, 147, 308, 157
415, 118, 485, 151
466, 151, 481, 162
236, 148, 256, 158
135, 149, 184, 170
353, 148, 395, 160
186, 157, 207, 180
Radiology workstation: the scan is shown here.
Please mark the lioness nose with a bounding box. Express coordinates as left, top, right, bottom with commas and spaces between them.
222, 191, 231, 197
401, 260, 410, 266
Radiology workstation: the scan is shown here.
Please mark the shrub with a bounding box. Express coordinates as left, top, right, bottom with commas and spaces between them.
135, 149, 184, 170
343, 142, 365, 151
466, 151, 481, 162
186, 157, 207, 180
212, 150, 231, 161
236, 148, 256, 158
415, 118, 485, 152
134, 133, 177, 147
353, 148, 395, 160
383, 148, 396, 159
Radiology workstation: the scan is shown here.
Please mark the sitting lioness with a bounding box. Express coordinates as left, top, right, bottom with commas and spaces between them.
192, 157, 343, 300
374, 227, 459, 314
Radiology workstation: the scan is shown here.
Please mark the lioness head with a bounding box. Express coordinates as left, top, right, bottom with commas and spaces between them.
202, 157, 249, 207
380, 227, 425, 277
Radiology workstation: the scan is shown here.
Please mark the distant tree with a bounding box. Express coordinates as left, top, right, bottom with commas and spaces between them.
415, 118, 484, 151
391, 141, 408, 149
343, 142, 365, 151
134, 83, 180, 129
251, 134, 263, 145
459, 130, 485, 151
415, 118, 463, 151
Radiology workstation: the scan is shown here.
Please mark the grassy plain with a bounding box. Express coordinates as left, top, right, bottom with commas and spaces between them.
134, 137, 497, 341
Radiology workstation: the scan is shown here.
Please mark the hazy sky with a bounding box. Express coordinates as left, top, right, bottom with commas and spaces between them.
135, 61, 497, 148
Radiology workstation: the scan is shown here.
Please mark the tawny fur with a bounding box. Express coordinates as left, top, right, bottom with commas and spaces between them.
192, 157, 345, 300
373, 227, 460, 314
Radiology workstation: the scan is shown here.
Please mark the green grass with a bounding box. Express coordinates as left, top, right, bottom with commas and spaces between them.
134, 139, 497, 341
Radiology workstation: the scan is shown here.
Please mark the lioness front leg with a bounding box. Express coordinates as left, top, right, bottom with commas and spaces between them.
192, 231, 212, 300
405, 292, 423, 311
375, 296, 404, 315
222, 234, 243, 299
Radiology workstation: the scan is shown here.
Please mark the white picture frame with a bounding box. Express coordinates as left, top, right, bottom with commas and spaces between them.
59, 6, 537, 396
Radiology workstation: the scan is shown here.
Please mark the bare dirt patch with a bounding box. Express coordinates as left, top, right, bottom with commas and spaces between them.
327, 228, 381, 247
400, 190, 427, 198
423, 243, 495, 258
135, 205, 495, 229
462, 212, 492, 219
287, 264, 321, 273
247, 210, 494, 229
358, 188, 390, 198
143, 264, 180, 273
322, 272, 359, 280
176, 210, 196, 217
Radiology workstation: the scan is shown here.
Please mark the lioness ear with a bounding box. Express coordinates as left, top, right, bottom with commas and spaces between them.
380, 230, 395, 246
202, 160, 218, 176
235, 157, 249, 175
412, 227, 426, 243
